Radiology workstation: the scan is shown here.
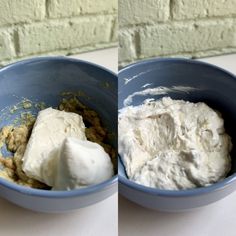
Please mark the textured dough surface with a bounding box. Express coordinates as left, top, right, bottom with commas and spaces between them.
119, 97, 232, 190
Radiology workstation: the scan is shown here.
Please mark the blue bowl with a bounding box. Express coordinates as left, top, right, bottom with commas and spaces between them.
0, 57, 117, 212
118, 58, 236, 212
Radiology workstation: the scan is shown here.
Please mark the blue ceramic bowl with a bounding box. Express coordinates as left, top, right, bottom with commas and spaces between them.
119, 58, 236, 212
0, 57, 117, 212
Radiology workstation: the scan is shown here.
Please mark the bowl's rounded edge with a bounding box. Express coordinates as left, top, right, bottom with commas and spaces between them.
119, 174, 236, 198
119, 57, 236, 81
0, 174, 118, 198
0, 56, 117, 77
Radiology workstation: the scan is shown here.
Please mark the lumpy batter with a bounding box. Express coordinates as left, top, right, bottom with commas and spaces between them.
119, 97, 232, 190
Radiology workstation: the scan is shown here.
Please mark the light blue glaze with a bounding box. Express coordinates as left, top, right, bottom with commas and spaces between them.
118, 58, 236, 211
0, 57, 118, 212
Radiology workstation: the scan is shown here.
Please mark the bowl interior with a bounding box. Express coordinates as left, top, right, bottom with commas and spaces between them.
0, 57, 118, 184
118, 59, 236, 182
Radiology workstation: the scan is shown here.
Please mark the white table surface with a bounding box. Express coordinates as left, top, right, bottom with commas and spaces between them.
0, 48, 118, 236
119, 53, 236, 236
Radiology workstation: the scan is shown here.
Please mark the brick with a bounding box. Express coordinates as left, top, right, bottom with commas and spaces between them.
139, 19, 235, 57
81, 0, 117, 14
119, 29, 137, 62
172, 0, 236, 20
119, 0, 169, 27
0, 0, 45, 26
0, 29, 15, 60
17, 16, 113, 56
47, 0, 117, 18
47, 0, 81, 18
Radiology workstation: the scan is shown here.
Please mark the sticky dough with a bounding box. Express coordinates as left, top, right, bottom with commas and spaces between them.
119, 97, 232, 190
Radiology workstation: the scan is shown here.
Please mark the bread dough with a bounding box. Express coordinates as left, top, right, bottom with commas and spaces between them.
119, 97, 232, 190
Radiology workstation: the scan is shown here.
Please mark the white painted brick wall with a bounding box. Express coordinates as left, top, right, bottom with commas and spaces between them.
119, 29, 137, 61
0, 0, 45, 26
17, 16, 113, 56
119, 0, 169, 26
0, 28, 15, 60
47, 0, 117, 18
119, 0, 236, 66
0, 0, 117, 66
139, 19, 235, 58
172, 0, 236, 20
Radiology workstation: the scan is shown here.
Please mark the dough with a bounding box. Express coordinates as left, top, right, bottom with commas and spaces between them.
0, 97, 116, 189
119, 97, 232, 190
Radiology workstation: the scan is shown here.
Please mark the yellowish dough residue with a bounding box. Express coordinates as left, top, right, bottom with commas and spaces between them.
0, 119, 49, 189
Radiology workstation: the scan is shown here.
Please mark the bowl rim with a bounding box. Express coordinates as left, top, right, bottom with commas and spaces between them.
118, 57, 236, 197
119, 57, 236, 80
0, 175, 118, 198
0, 56, 118, 197
0, 55, 117, 77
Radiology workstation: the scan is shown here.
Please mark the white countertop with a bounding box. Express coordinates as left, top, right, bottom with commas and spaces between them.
119, 53, 236, 236
0, 48, 118, 236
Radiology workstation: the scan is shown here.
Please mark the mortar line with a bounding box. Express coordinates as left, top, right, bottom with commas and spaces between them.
45, 0, 50, 18
120, 15, 236, 30
0, 12, 117, 29
169, 0, 174, 20
13, 29, 20, 56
